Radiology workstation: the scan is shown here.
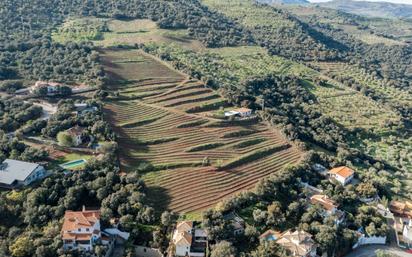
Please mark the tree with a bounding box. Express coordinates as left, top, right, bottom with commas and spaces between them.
57, 131, 73, 147
250, 241, 286, 257
356, 182, 377, 198
315, 225, 338, 256
210, 241, 236, 257
9, 236, 34, 257
266, 201, 286, 227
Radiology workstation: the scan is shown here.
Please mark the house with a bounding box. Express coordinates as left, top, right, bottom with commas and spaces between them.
74, 103, 98, 115
276, 230, 317, 257
403, 219, 412, 247
61, 207, 101, 252
329, 166, 355, 185
260, 229, 283, 242
390, 200, 412, 219
172, 221, 208, 257
67, 126, 85, 146
310, 194, 338, 215
0, 159, 46, 189
310, 194, 345, 224
223, 212, 245, 236
224, 108, 253, 118
30, 81, 61, 95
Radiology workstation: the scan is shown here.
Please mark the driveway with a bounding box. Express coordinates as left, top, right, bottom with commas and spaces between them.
345, 245, 412, 257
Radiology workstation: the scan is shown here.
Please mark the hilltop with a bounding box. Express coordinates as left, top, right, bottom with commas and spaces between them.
257, 0, 309, 4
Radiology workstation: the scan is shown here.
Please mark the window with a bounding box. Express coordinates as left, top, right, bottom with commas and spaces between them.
86, 228, 89, 232
78, 228, 81, 232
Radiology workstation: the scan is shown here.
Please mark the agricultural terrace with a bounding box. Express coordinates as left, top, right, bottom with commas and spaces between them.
53, 17, 204, 50
144, 43, 412, 198
102, 49, 303, 213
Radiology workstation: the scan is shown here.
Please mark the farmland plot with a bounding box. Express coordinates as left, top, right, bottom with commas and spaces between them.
102, 49, 303, 213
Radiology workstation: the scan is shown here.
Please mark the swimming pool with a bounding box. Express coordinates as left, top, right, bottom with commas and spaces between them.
60, 159, 87, 169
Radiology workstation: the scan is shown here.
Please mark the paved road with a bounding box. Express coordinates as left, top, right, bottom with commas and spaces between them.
345, 245, 411, 257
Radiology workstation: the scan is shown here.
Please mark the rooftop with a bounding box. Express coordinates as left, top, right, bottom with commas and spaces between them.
62, 209, 100, 232
329, 166, 355, 179
67, 126, 85, 136
277, 230, 315, 257
0, 159, 42, 185
310, 194, 338, 211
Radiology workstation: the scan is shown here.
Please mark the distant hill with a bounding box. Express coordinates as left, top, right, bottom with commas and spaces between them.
318, 0, 412, 19
257, 0, 309, 4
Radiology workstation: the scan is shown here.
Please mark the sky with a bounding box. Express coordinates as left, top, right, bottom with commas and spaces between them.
309, 0, 412, 4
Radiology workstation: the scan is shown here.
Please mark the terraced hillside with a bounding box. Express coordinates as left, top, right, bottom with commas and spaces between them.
102, 49, 303, 213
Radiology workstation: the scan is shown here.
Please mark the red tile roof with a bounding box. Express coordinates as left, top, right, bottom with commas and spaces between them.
329, 166, 354, 179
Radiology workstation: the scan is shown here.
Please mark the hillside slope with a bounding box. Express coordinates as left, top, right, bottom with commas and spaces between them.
102, 49, 303, 213
319, 0, 412, 18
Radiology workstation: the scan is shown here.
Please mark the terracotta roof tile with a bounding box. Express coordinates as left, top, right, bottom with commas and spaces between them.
310, 194, 337, 211
329, 166, 354, 179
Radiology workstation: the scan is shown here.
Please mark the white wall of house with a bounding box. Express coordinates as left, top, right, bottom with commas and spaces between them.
24, 166, 46, 185
175, 245, 190, 257
333, 174, 353, 185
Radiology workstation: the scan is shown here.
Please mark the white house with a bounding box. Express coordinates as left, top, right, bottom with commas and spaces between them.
172, 221, 208, 257
0, 159, 46, 189
61, 207, 101, 252
403, 219, 412, 247
329, 166, 355, 185
276, 230, 317, 257
224, 108, 252, 118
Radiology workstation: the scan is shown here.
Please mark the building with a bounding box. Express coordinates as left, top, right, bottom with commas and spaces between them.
329, 166, 355, 185
276, 230, 317, 257
310, 194, 345, 224
0, 159, 46, 189
223, 212, 245, 236
74, 103, 98, 115
403, 219, 412, 247
224, 108, 252, 118
30, 81, 61, 95
260, 229, 283, 242
310, 194, 338, 215
67, 126, 85, 146
390, 201, 412, 218
61, 207, 101, 252
172, 221, 208, 257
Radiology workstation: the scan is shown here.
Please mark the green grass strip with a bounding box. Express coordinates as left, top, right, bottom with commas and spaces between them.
222, 130, 257, 138
218, 144, 291, 170
232, 138, 267, 149
186, 143, 225, 152
176, 120, 208, 128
